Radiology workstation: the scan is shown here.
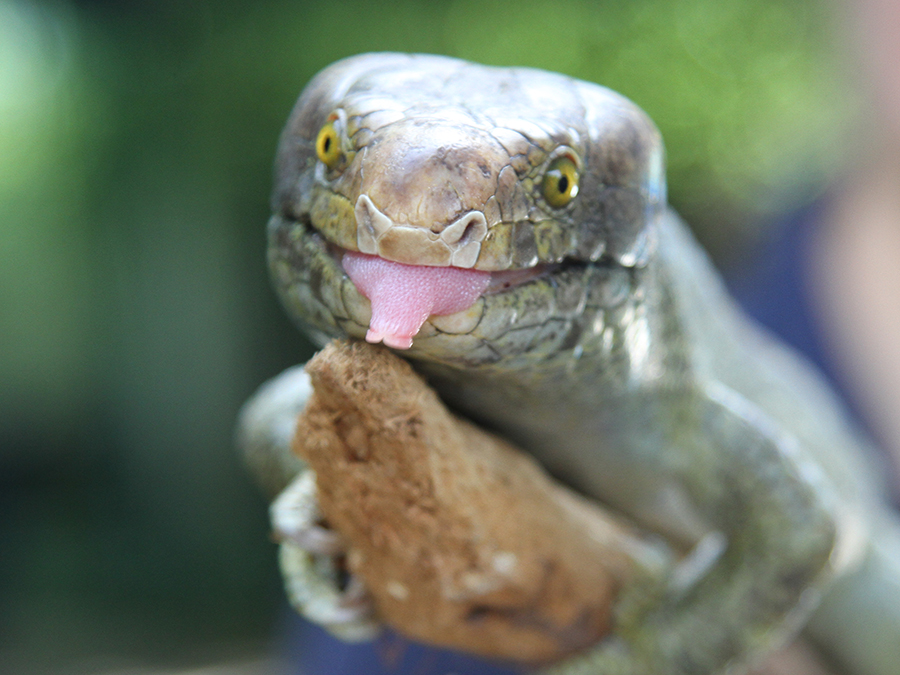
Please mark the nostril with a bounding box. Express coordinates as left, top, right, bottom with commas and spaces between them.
459, 219, 477, 246
442, 211, 487, 247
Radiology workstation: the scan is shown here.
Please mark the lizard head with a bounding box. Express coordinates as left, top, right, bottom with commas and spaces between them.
268, 53, 665, 363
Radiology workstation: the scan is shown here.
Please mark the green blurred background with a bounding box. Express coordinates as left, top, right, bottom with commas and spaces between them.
0, 1, 857, 673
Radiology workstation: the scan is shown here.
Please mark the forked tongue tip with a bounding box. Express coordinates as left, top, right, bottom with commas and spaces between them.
366, 329, 413, 350
342, 251, 490, 350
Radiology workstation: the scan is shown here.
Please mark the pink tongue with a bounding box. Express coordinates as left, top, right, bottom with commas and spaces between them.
342, 251, 491, 350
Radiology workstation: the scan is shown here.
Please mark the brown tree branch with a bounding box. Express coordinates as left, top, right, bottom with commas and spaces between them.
293, 340, 835, 673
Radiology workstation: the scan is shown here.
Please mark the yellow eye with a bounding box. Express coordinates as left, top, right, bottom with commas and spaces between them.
542, 155, 579, 208
315, 122, 342, 170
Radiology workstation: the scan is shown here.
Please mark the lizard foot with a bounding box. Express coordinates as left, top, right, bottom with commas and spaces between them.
272, 469, 381, 641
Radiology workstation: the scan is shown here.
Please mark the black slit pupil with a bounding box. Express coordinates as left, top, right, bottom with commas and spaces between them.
557, 175, 568, 193
323, 137, 331, 153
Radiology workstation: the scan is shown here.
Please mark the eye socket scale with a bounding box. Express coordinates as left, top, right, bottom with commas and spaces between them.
315, 122, 342, 170
542, 155, 579, 208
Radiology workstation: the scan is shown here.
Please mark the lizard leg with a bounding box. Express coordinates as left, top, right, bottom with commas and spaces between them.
237, 365, 380, 641
237, 364, 310, 498
543, 383, 840, 675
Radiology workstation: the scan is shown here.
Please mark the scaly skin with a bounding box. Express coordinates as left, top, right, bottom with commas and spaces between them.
239, 53, 900, 675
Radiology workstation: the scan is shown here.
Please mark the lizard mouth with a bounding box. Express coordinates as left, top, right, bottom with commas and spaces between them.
333, 245, 557, 350
269, 212, 601, 366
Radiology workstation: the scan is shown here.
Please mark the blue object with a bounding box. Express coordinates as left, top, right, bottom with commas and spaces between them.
281, 611, 525, 675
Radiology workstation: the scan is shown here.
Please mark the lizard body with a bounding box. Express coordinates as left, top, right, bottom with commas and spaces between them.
239, 53, 900, 675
